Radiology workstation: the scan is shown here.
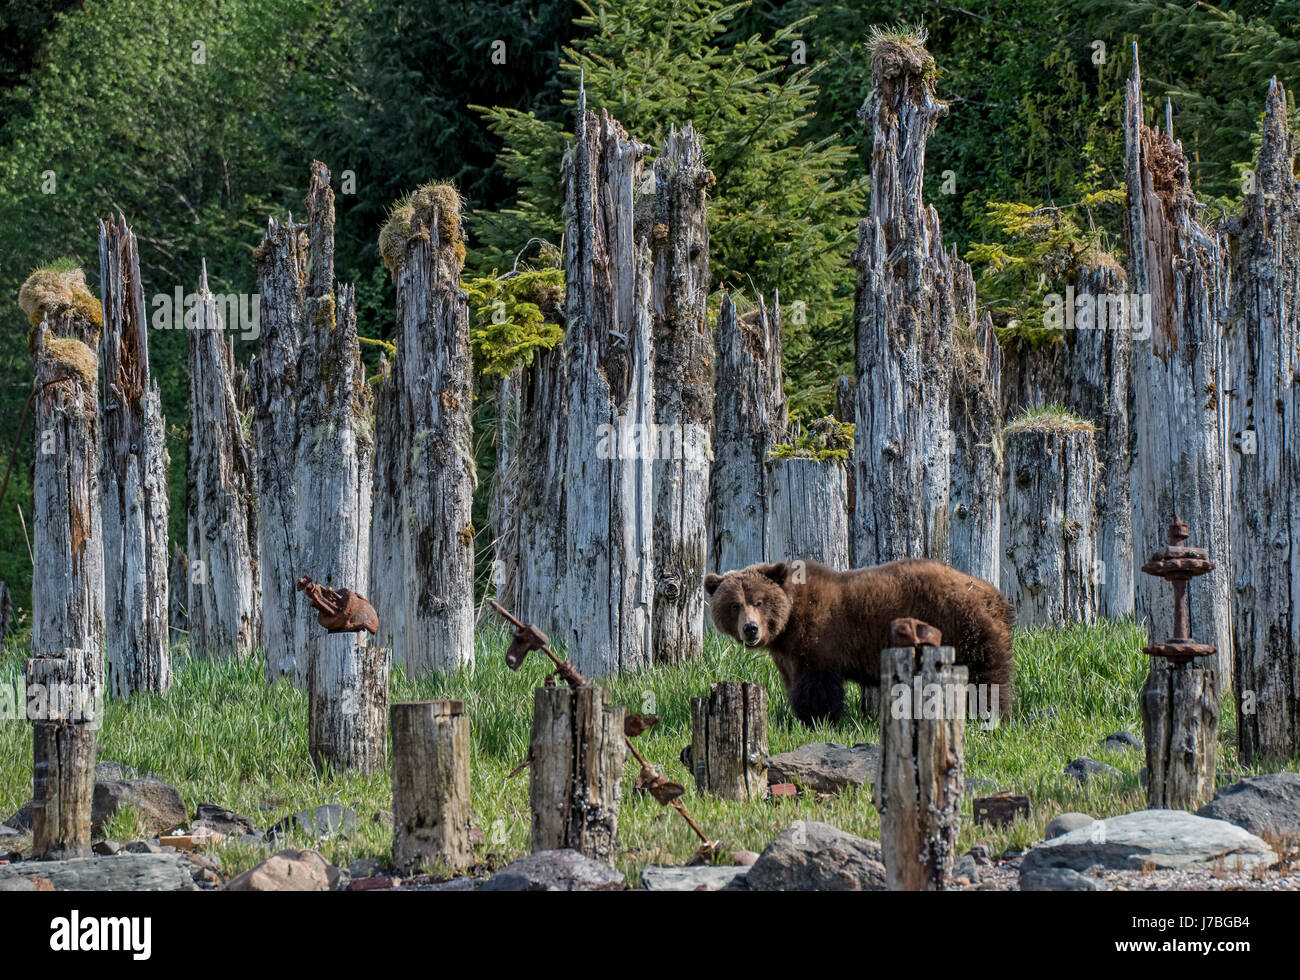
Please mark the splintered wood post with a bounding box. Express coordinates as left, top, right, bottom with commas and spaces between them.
392, 183, 476, 674
529, 684, 627, 865
853, 36, 961, 567
294, 164, 374, 685
875, 641, 966, 891
1142, 662, 1218, 809
834, 376, 857, 568
369, 356, 406, 665
766, 457, 850, 568
1228, 79, 1300, 764
650, 124, 713, 664
708, 293, 786, 573
562, 84, 655, 675
166, 545, 188, 638
1001, 421, 1099, 627
689, 681, 767, 801
307, 634, 389, 774
949, 257, 1002, 585
28, 649, 100, 860
186, 262, 260, 658
489, 368, 522, 613
1125, 47, 1230, 673
253, 210, 304, 682
98, 214, 170, 697
391, 700, 471, 873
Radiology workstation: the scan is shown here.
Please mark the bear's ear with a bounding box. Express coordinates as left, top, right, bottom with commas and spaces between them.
755, 562, 789, 585
703, 573, 723, 596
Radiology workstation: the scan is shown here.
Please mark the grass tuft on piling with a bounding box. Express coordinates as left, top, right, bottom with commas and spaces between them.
1003, 403, 1096, 436
866, 23, 936, 83
378, 183, 466, 278
18, 260, 103, 333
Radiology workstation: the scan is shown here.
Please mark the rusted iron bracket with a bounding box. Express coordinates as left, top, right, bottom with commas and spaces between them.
489, 599, 588, 689
1139, 516, 1217, 664
296, 576, 378, 634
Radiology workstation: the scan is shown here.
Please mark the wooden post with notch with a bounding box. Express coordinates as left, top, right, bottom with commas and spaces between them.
690, 681, 767, 801
875, 619, 966, 891
391, 700, 471, 873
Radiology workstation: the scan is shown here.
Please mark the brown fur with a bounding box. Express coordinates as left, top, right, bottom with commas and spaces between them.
704, 558, 1015, 726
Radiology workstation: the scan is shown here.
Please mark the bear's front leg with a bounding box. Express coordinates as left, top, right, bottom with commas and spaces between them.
788, 670, 844, 726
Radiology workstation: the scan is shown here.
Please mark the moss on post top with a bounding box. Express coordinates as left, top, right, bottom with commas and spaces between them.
1003, 404, 1096, 437
18, 260, 103, 334
378, 182, 466, 278
41, 335, 98, 386
866, 23, 937, 85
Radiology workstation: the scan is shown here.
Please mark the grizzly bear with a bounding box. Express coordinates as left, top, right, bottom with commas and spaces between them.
703, 558, 1014, 726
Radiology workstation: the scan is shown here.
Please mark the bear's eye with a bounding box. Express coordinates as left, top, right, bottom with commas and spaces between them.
753, 599, 764, 609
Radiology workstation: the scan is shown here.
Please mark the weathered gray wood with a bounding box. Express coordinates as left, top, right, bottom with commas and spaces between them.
1002, 422, 1099, 627
98, 214, 170, 697
766, 457, 850, 568
708, 293, 786, 573
391, 700, 471, 873
31, 322, 104, 677
529, 684, 627, 865
166, 545, 188, 640
853, 39, 961, 567
307, 634, 389, 774
489, 368, 522, 616
1125, 48, 1230, 672
834, 376, 857, 568
689, 681, 767, 801
186, 262, 260, 658
875, 644, 966, 891
28, 649, 100, 860
392, 186, 476, 674
368, 356, 405, 664
1141, 660, 1218, 809
650, 124, 713, 665
562, 87, 655, 676
1227, 79, 1300, 763
252, 210, 304, 682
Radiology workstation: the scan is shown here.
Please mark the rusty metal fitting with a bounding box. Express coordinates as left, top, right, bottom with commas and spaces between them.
296, 576, 378, 634
1139, 516, 1217, 665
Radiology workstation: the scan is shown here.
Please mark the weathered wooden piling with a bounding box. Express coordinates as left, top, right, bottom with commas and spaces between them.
1228, 78, 1300, 764
308, 634, 389, 775
708, 293, 786, 573
28, 649, 100, 860
562, 85, 654, 676
391, 700, 471, 873
689, 681, 767, 801
98, 214, 170, 697
1001, 414, 1099, 627
529, 684, 627, 865
875, 621, 966, 891
650, 124, 713, 665
368, 356, 406, 665
766, 456, 850, 568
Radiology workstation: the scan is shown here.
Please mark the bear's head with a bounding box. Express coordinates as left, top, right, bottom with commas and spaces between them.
703, 563, 793, 648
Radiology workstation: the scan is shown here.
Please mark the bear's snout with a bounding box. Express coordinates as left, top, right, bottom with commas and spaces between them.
742, 619, 761, 644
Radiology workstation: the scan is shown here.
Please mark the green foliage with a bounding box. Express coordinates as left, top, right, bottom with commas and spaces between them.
466, 266, 565, 378
768, 414, 853, 464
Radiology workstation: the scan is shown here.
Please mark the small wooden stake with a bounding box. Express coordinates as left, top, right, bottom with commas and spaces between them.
875, 644, 967, 891
307, 635, 389, 774
28, 650, 100, 860
529, 685, 626, 865
1141, 660, 1218, 809
690, 681, 767, 801
391, 700, 471, 874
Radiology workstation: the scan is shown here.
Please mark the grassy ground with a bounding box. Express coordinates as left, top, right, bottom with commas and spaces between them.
0, 618, 1267, 883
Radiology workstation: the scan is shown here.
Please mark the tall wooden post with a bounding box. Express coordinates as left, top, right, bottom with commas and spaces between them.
853, 34, 963, 567
1002, 418, 1099, 627
1228, 79, 1300, 763
369, 356, 406, 665
649, 124, 713, 665
98, 214, 170, 697
28, 650, 100, 859
187, 262, 260, 658
1125, 47, 1230, 673
529, 685, 627, 865
766, 457, 850, 568
562, 84, 655, 676
308, 634, 389, 774
391, 700, 471, 873
875, 622, 966, 891
690, 681, 767, 801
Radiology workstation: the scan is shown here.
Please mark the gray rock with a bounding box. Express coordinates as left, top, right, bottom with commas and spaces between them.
1103, 731, 1142, 753
268, 804, 358, 840
747, 821, 887, 891
1064, 757, 1122, 783
191, 802, 259, 837
1022, 809, 1277, 873
479, 849, 626, 892
641, 866, 749, 891
0, 853, 198, 891
1197, 772, 1300, 842
952, 853, 980, 883
92, 840, 121, 856
1021, 867, 1102, 891
93, 779, 187, 835
124, 841, 161, 854
3, 802, 32, 832
0, 876, 53, 891
1046, 812, 1096, 839
347, 856, 387, 879
965, 844, 992, 866
0, 824, 17, 837
766, 742, 879, 793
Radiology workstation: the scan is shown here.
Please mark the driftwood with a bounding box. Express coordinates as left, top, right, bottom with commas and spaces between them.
98, 214, 170, 697
1227, 79, 1300, 763
689, 681, 767, 801
708, 293, 786, 573
391, 700, 471, 873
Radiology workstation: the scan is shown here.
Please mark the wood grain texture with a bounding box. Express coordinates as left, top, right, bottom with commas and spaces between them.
391, 700, 471, 872
690, 681, 767, 801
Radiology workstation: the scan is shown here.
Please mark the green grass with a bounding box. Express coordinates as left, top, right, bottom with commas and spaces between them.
0, 619, 1262, 882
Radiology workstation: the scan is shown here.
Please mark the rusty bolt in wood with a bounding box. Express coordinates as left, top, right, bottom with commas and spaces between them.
296, 576, 378, 634
1139, 516, 1217, 664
